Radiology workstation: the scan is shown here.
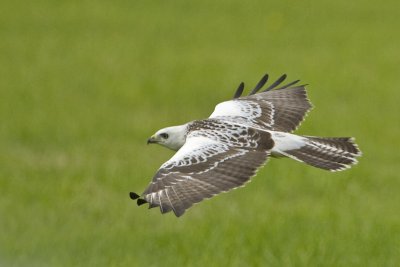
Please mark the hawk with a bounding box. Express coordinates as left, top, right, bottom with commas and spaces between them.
130, 73, 361, 217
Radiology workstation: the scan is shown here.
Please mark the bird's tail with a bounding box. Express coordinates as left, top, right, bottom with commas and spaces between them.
280, 135, 361, 171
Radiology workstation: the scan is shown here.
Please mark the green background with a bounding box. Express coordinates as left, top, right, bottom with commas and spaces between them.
1, 0, 399, 266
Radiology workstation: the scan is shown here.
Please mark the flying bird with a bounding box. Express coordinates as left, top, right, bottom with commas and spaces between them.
130, 73, 361, 217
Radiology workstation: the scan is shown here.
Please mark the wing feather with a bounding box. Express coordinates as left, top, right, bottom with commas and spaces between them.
249, 74, 269, 95
233, 82, 245, 99
263, 74, 287, 92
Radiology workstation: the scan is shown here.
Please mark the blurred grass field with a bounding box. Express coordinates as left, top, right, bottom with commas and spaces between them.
1, 0, 399, 266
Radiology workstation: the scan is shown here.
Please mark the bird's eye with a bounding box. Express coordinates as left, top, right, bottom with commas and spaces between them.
160, 133, 169, 139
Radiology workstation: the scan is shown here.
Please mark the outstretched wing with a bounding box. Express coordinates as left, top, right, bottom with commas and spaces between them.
210, 74, 312, 132
133, 126, 274, 217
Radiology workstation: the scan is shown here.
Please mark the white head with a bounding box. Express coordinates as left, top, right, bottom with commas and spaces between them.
147, 124, 188, 151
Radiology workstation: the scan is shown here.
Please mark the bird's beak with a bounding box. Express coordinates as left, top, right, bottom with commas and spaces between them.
147, 135, 158, 144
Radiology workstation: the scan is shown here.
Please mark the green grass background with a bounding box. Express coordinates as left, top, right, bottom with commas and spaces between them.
1, 0, 399, 266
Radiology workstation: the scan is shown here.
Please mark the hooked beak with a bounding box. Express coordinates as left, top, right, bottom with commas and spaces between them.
147, 135, 158, 144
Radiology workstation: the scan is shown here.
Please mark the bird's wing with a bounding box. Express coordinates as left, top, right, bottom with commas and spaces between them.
209, 74, 312, 132
135, 126, 274, 217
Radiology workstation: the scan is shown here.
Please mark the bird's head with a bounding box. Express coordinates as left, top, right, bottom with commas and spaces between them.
147, 124, 187, 151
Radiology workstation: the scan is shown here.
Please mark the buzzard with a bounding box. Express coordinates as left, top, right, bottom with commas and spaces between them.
130, 73, 361, 217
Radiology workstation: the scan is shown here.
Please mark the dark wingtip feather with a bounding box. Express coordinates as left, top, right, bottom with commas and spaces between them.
249, 73, 269, 95
233, 73, 304, 97
137, 199, 147, 206
148, 203, 158, 209
130, 192, 140, 200
263, 74, 287, 92
276, 79, 300, 90
173, 208, 185, 217
233, 82, 245, 99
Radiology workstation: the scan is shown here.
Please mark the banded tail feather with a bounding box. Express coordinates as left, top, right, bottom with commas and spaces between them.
283, 136, 361, 171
